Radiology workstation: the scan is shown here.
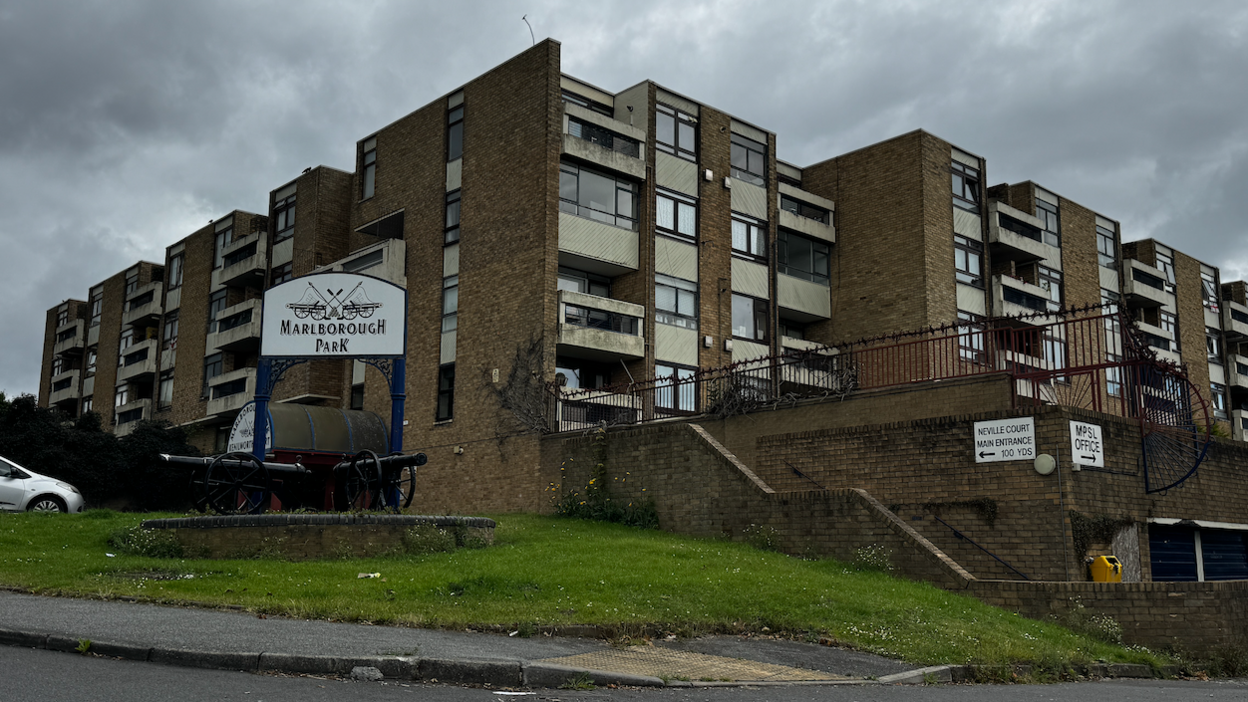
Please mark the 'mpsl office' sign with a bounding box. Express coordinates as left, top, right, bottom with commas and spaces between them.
261, 272, 407, 358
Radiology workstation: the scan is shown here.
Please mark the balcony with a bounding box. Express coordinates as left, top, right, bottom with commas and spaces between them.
122, 282, 163, 326
115, 339, 157, 383
1122, 260, 1175, 310
1234, 409, 1247, 442
218, 231, 267, 288
49, 370, 80, 405
53, 319, 85, 355
777, 184, 836, 245
992, 275, 1056, 324
987, 202, 1049, 264
1222, 300, 1248, 340
1228, 355, 1248, 390
777, 274, 831, 322
206, 298, 261, 352
556, 290, 645, 361
207, 366, 256, 417
554, 385, 642, 433
561, 103, 646, 180
316, 238, 407, 288
113, 398, 152, 437
558, 212, 639, 276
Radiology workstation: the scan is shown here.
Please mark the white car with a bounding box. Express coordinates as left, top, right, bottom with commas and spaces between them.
0, 455, 85, 513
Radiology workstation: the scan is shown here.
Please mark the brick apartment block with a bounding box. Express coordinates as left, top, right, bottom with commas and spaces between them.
39, 39, 1248, 508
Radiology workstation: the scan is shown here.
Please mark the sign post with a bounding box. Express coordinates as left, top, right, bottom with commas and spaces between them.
253, 273, 408, 460
972, 417, 1037, 463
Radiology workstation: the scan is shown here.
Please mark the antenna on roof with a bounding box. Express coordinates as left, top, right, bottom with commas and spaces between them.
521, 15, 534, 46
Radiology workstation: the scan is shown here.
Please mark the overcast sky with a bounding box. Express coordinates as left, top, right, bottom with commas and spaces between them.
3, 0, 1246, 396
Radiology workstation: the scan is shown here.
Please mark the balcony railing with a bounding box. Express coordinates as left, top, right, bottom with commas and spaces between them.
206, 367, 256, 416
53, 319, 86, 355
556, 290, 644, 360
218, 231, 267, 288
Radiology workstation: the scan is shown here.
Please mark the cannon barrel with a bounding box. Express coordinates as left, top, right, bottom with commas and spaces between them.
332, 451, 427, 472
159, 453, 309, 475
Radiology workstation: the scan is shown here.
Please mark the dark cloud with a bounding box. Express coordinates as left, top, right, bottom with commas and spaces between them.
2, 0, 1246, 394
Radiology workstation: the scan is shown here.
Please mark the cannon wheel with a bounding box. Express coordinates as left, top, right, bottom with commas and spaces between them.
205, 452, 271, 515
392, 460, 416, 511
343, 450, 382, 511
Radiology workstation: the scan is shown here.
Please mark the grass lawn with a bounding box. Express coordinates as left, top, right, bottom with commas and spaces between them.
0, 509, 1165, 669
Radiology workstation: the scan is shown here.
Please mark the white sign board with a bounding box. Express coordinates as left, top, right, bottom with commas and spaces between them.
973, 417, 1036, 463
261, 273, 406, 357
1069, 421, 1105, 468
226, 402, 272, 455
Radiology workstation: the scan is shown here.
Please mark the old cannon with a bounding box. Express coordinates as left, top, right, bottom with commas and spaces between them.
159, 402, 427, 515
161, 450, 427, 515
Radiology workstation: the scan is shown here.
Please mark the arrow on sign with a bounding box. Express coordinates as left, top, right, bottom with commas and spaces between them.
1080, 455, 1096, 463
978, 451, 995, 459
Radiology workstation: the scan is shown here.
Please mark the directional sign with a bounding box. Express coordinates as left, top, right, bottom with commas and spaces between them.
1069, 420, 1105, 468
973, 417, 1036, 463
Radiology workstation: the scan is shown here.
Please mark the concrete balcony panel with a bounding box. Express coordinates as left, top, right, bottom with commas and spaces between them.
988, 202, 1049, 264
316, 238, 407, 288
49, 370, 81, 405
655, 152, 698, 198
1222, 301, 1248, 340
558, 212, 639, 276
122, 282, 163, 326
207, 366, 256, 417
1228, 354, 1248, 390
562, 135, 646, 180
116, 339, 157, 383
206, 298, 261, 353
557, 290, 644, 361
731, 258, 769, 299
82, 375, 94, 398
87, 324, 99, 346
1123, 260, 1175, 309
778, 209, 836, 244
781, 336, 835, 353
729, 179, 768, 220
165, 287, 181, 312
654, 323, 698, 366
777, 274, 831, 322
1233, 409, 1247, 442
1135, 320, 1176, 350
219, 231, 268, 288
992, 275, 1056, 323
53, 319, 85, 355
113, 398, 152, 437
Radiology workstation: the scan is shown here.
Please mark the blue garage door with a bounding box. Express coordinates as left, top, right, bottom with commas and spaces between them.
1149, 525, 1198, 582
1201, 530, 1248, 581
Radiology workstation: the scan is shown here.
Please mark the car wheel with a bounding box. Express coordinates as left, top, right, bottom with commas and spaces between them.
28, 496, 66, 513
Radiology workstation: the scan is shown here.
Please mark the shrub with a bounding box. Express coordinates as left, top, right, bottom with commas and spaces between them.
108, 526, 184, 558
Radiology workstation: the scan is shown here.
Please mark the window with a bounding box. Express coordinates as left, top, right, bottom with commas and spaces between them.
558, 267, 610, 297
568, 117, 640, 158
957, 311, 987, 364
555, 357, 612, 390
1159, 310, 1178, 350
51, 356, 64, 377
444, 190, 461, 244
1207, 327, 1223, 363
350, 383, 364, 411
655, 364, 697, 413
124, 268, 139, 296
951, 162, 981, 213
730, 132, 766, 186
56, 306, 68, 327
89, 286, 102, 327
779, 195, 830, 225
270, 263, 292, 287
1106, 353, 1123, 397
656, 103, 696, 161
85, 347, 97, 377
81, 396, 92, 414
357, 210, 403, 239
655, 275, 698, 329
163, 311, 178, 351
1102, 289, 1122, 337
778, 230, 831, 285
117, 327, 135, 363
731, 214, 767, 260
114, 385, 129, 408
202, 353, 223, 395
167, 254, 184, 290
1155, 249, 1176, 291
341, 250, 383, 273
655, 189, 697, 241
1202, 271, 1220, 312
1035, 200, 1059, 247
447, 106, 463, 162
559, 161, 637, 230
779, 320, 806, 340
272, 183, 296, 242
158, 371, 174, 409
436, 364, 455, 421
1096, 225, 1116, 268
561, 90, 613, 117
1038, 266, 1062, 309
213, 218, 233, 269
442, 275, 458, 333
361, 136, 377, 199
207, 290, 227, 333
1211, 383, 1228, 419
732, 294, 768, 342
127, 290, 154, 312
953, 235, 983, 287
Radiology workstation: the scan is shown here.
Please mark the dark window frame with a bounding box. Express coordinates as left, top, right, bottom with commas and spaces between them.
202, 353, 223, 397
778, 229, 831, 285
272, 185, 296, 243
270, 262, 292, 287
436, 364, 455, 422
207, 290, 227, 333
655, 274, 698, 329
447, 105, 464, 162
167, 253, 184, 290
951, 162, 981, 213
731, 213, 767, 261
163, 311, 178, 351
1035, 200, 1060, 247
655, 189, 697, 242
361, 136, 377, 200
779, 194, 830, 225
655, 363, 698, 414
954, 235, 983, 288
442, 275, 458, 333
730, 132, 767, 187
445, 189, 461, 244
1096, 225, 1116, 268
655, 103, 697, 162
731, 293, 769, 343
559, 161, 638, 230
